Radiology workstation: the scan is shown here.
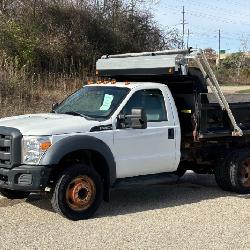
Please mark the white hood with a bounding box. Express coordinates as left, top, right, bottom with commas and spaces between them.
0, 113, 100, 135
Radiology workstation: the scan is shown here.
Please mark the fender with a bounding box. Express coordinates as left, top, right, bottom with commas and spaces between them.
40, 135, 116, 186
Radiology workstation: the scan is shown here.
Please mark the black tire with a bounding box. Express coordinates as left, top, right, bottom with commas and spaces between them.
0, 189, 30, 199
215, 152, 234, 192
176, 161, 188, 178
177, 168, 187, 178
227, 149, 250, 194
51, 164, 103, 221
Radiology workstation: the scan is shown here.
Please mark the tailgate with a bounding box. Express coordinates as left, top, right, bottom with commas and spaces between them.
198, 93, 250, 138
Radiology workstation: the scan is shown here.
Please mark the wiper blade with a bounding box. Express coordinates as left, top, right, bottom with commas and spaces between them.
64, 111, 84, 117
63, 111, 90, 119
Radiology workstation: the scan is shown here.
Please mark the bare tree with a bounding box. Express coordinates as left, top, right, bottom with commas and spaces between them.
236, 37, 250, 78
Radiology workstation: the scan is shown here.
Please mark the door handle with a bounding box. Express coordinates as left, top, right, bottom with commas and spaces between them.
168, 128, 175, 139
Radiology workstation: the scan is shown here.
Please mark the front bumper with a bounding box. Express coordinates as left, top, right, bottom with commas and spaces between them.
0, 165, 51, 192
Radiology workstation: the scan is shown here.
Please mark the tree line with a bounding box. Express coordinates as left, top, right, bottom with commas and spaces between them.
204, 48, 250, 85
0, 0, 181, 74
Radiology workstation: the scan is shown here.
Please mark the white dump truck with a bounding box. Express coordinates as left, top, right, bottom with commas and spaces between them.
0, 48, 250, 220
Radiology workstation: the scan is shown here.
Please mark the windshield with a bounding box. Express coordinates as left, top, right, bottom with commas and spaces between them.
55, 86, 130, 120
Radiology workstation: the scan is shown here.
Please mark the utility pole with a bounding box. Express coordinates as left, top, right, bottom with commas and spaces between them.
187, 29, 190, 48
218, 29, 221, 65
182, 6, 185, 49
181, 6, 188, 49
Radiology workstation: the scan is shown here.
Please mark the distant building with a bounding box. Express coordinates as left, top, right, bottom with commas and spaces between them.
216, 51, 250, 65
244, 52, 250, 58
203, 48, 217, 65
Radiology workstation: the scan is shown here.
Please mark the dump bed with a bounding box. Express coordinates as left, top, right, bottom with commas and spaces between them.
198, 94, 250, 139
97, 48, 248, 139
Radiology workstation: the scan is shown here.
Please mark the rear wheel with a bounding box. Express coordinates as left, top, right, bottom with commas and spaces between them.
51, 164, 103, 220
215, 152, 233, 192
227, 149, 250, 194
0, 189, 30, 199
215, 149, 250, 194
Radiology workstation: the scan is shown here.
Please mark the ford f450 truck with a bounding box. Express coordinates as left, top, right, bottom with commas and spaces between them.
0, 48, 250, 220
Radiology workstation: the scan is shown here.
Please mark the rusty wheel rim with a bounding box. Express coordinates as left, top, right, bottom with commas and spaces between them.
66, 176, 96, 211
240, 158, 250, 188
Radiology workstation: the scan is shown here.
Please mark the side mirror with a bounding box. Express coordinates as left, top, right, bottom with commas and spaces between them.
130, 108, 147, 129
118, 108, 147, 129
52, 103, 59, 112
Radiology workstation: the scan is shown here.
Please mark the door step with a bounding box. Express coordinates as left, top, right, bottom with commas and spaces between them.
113, 172, 179, 189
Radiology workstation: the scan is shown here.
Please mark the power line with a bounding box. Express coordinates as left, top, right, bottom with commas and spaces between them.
173, 0, 250, 17
189, 24, 250, 38
165, 6, 188, 48
158, 2, 248, 51
163, 4, 250, 26
187, 12, 250, 26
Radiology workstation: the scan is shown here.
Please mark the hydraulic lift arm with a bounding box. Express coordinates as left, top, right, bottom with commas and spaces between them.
190, 49, 243, 136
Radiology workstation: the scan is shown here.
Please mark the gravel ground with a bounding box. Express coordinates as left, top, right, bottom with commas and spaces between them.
207, 86, 250, 103
1, 86, 250, 250
0, 172, 250, 250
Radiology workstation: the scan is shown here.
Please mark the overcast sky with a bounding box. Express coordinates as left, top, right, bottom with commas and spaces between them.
151, 0, 250, 52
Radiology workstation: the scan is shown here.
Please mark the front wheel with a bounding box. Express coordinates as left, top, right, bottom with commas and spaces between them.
51, 164, 103, 220
0, 189, 30, 199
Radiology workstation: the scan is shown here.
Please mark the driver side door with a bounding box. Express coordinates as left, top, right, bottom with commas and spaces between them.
113, 88, 177, 178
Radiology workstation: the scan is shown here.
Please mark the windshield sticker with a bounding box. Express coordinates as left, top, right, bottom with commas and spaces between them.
99, 94, 114, 111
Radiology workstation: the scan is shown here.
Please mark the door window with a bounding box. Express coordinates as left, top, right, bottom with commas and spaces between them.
123, 89, 167, 122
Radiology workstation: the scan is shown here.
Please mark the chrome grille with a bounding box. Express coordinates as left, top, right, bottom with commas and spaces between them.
0, 134, 12, 165
0, 127, 22, 169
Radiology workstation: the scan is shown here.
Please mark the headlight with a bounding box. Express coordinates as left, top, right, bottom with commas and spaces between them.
22, 136, 52, 165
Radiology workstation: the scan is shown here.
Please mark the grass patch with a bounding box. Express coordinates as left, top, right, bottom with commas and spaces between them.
219, 83, 239, 86
236, 89, 250, 93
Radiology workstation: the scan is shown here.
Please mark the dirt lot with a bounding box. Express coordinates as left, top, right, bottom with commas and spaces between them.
0, 172, 249, 250
0, 85, 250, 249
207, 85, 250, 103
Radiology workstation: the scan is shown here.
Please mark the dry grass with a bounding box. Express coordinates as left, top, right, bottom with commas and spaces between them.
1, 87, 75, 118
0, 81, 83, 118
0, 55, 85, 118
1, 54, 249, 119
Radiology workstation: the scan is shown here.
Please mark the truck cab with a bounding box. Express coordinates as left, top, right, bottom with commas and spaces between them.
0, 81, 181, 220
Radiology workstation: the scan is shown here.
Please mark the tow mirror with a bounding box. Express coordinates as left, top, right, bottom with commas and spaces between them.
118, 108, 147, 129
130, 108, 147, 129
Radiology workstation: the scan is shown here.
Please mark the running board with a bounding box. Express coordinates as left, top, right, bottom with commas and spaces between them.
113, 173, 179, 189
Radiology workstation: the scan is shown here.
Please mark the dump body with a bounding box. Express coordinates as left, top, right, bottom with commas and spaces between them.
96, 49, 250, 141
198, 94, 250, 139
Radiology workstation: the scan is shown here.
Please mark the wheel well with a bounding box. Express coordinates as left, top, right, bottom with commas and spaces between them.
49, 150, 110, 201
